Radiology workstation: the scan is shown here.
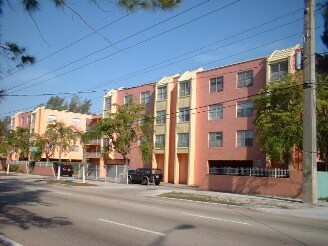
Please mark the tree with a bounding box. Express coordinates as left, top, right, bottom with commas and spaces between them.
254, 72, 328, 168
253, 72, 303, 166
43, 121, 77, 179
68, 94, 92, 114
45, 95, 92, 114
45, 96, 67, 111
317, 74, 328, 167
139, 114, 155, 166
96, 102, 154, 167
319, 1, 328, 49
1, 127, 32, 161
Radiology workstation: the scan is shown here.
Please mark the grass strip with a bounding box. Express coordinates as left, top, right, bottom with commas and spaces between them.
159, 191, 246, 206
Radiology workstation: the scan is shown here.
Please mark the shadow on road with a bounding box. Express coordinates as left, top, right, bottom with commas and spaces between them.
0, 177, 72, 232
151, 224, 195, 246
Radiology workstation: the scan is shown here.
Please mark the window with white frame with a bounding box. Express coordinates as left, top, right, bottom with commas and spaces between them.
104, 97, 111, 110
72, 118, 81, 125
157, 86, 167, 100
237, 70, 253, 88
237, 101, 253, 117
177, 133, 189, 147
20, 117, 24, 125
48, 115, 57, 122
124, 95, 133, 105
71, 145, 79, 152
237, 130, 253, 147
155, 134, 165, 149
179, 80, 191, 97
31, 114, 35, 123
270, 61, 288, 81
210, 77, 223, 93
156, 110, 166, 124
103, 138, 109, 148
27, 116, 31, 124
10, 118, 14, 128
209, 104, 223, 120
178, 108, 190, 122
141, 91, 151, 104
209, 132, 223, 147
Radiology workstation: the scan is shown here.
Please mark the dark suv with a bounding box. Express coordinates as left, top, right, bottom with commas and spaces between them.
54, 163, 74, 177
129, 168, 162, 185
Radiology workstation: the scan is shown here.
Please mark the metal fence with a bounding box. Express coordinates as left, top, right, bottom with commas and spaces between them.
209, 167, 289, 178
76, 164, 128, 183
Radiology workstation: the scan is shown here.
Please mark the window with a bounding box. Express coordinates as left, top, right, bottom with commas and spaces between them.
177, 133, 189, 147
237, 101, 253, 117
157, 86, 167, 100
209, 104, 223, 120
270, 61, 288, 81
210, 77, 223, 93
156, 110, 166, 124
124, 95, 133, 105
139, 137, 147, 146
237, 130, 253, 147
71, 145, 79, 152
48, 115, 57, 122
139, 115, 146, 125
27, 116, 31, 124
10, 119, 14, 128
209, 132, 223, 147
20, 117, 24, 125
72, 118, 81, 125
105, 97, 111, 110
103, 138, 109, 148
31, 114, 35, 123
178, 108, 190, 122
155, 134, 165, 149
141, 91, 151, 104
179, 80, 191, 97
237, 70, 253, 88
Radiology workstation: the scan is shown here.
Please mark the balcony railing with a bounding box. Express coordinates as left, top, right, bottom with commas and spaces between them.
87, 139, 101, 145
209, 167, 289, 178
85, 152, 101, 158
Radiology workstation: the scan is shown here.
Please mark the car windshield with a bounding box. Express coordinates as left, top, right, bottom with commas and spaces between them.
152, 169, 162, 174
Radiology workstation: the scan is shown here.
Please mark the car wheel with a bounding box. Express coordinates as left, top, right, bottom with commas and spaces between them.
142, 178, 148, 185
155, 181, 160, 185
69, 174, 72, 177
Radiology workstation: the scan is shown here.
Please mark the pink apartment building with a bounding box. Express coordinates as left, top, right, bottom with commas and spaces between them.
103, 57, 268, 186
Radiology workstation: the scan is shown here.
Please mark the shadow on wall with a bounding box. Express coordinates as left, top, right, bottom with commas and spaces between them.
0, 177, 72, 232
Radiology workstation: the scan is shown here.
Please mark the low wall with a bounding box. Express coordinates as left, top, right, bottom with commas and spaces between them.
33, 166, 55, 177
199, 171, 302, 199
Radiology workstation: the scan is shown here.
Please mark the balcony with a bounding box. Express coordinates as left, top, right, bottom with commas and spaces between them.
86, 139, 101, 145
85, 152, 101, 158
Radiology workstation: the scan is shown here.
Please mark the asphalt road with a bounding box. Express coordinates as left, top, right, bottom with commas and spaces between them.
1, 175, 328, 246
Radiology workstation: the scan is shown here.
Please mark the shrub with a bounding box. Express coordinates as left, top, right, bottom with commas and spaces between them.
9, 164, 23, 173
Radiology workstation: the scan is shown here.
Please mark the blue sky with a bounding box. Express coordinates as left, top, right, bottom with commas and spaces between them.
0, 0, 326, 117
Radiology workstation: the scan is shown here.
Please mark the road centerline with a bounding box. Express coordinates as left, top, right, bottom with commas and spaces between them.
182, 213, 252, 226
98, 219, 166, 236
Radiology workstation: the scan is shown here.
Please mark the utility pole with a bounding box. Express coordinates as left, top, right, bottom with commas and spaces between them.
302, 0, 317, 205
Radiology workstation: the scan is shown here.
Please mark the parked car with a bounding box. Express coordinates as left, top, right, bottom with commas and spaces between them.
128, 169, 135, 182
53, 163, 74, 177
129, 168, 162, 185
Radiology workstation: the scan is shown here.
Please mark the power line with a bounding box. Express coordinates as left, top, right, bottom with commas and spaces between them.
4, 0, 216, 92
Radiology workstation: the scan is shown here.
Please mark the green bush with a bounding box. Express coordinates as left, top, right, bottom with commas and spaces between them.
8, 164, 23, 173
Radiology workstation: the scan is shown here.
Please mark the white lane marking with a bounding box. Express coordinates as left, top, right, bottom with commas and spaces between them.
182, 213, 252, 226
98, 219, 166, 236
0, 235, 23, 246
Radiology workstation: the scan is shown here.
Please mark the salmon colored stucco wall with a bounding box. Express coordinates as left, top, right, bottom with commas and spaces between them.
199, 171, 302, 198
113, 83, 156, 169
194, 58, 267, 186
